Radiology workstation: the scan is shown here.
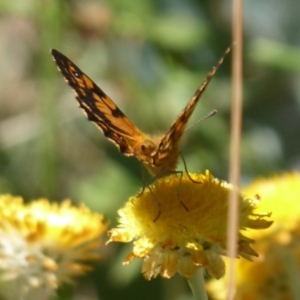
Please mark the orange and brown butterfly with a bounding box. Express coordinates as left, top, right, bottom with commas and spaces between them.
51, 48, 230, 177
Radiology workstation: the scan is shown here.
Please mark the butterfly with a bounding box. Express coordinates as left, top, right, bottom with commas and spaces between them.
51, 47, 230, 177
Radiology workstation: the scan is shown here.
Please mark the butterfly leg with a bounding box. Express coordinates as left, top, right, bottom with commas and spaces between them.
153, 169, 189, 213
137, 165, 148, 197
175, 170, 189, 212
180, 152, 202, 184
136, 167, 162, 221
147, 185, 162, 222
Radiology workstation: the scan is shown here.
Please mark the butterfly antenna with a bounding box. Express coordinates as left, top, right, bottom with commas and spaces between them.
185, 109, 217, 132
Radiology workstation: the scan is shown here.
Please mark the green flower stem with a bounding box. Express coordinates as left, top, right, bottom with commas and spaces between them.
187, 267, 208, 300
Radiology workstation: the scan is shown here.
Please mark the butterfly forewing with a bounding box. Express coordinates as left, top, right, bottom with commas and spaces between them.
154, 47, 231, 165
51, 49, 147, 156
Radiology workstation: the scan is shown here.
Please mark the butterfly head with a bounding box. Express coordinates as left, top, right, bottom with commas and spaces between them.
141, 140, 156, 153
136, 136, 180, 176
138, 139, 157, 161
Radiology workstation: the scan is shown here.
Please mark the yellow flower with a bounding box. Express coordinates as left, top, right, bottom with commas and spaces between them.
0, 195, 108, 300
207, 172, 300, 300
108, 171, 272, 281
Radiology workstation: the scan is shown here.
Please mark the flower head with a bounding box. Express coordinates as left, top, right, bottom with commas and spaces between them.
0, 195, 108, 300
108, 171, 272, 280
207, 172, 300, 300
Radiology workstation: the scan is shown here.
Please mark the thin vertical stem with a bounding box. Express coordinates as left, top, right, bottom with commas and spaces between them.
227, 0, 244, 299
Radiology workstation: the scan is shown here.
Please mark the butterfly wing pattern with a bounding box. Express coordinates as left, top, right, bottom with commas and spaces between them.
51, 48, 230, 176
51, 49, 150, 156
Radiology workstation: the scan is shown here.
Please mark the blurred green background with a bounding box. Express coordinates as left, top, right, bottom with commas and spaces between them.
0, 0, 300, 299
